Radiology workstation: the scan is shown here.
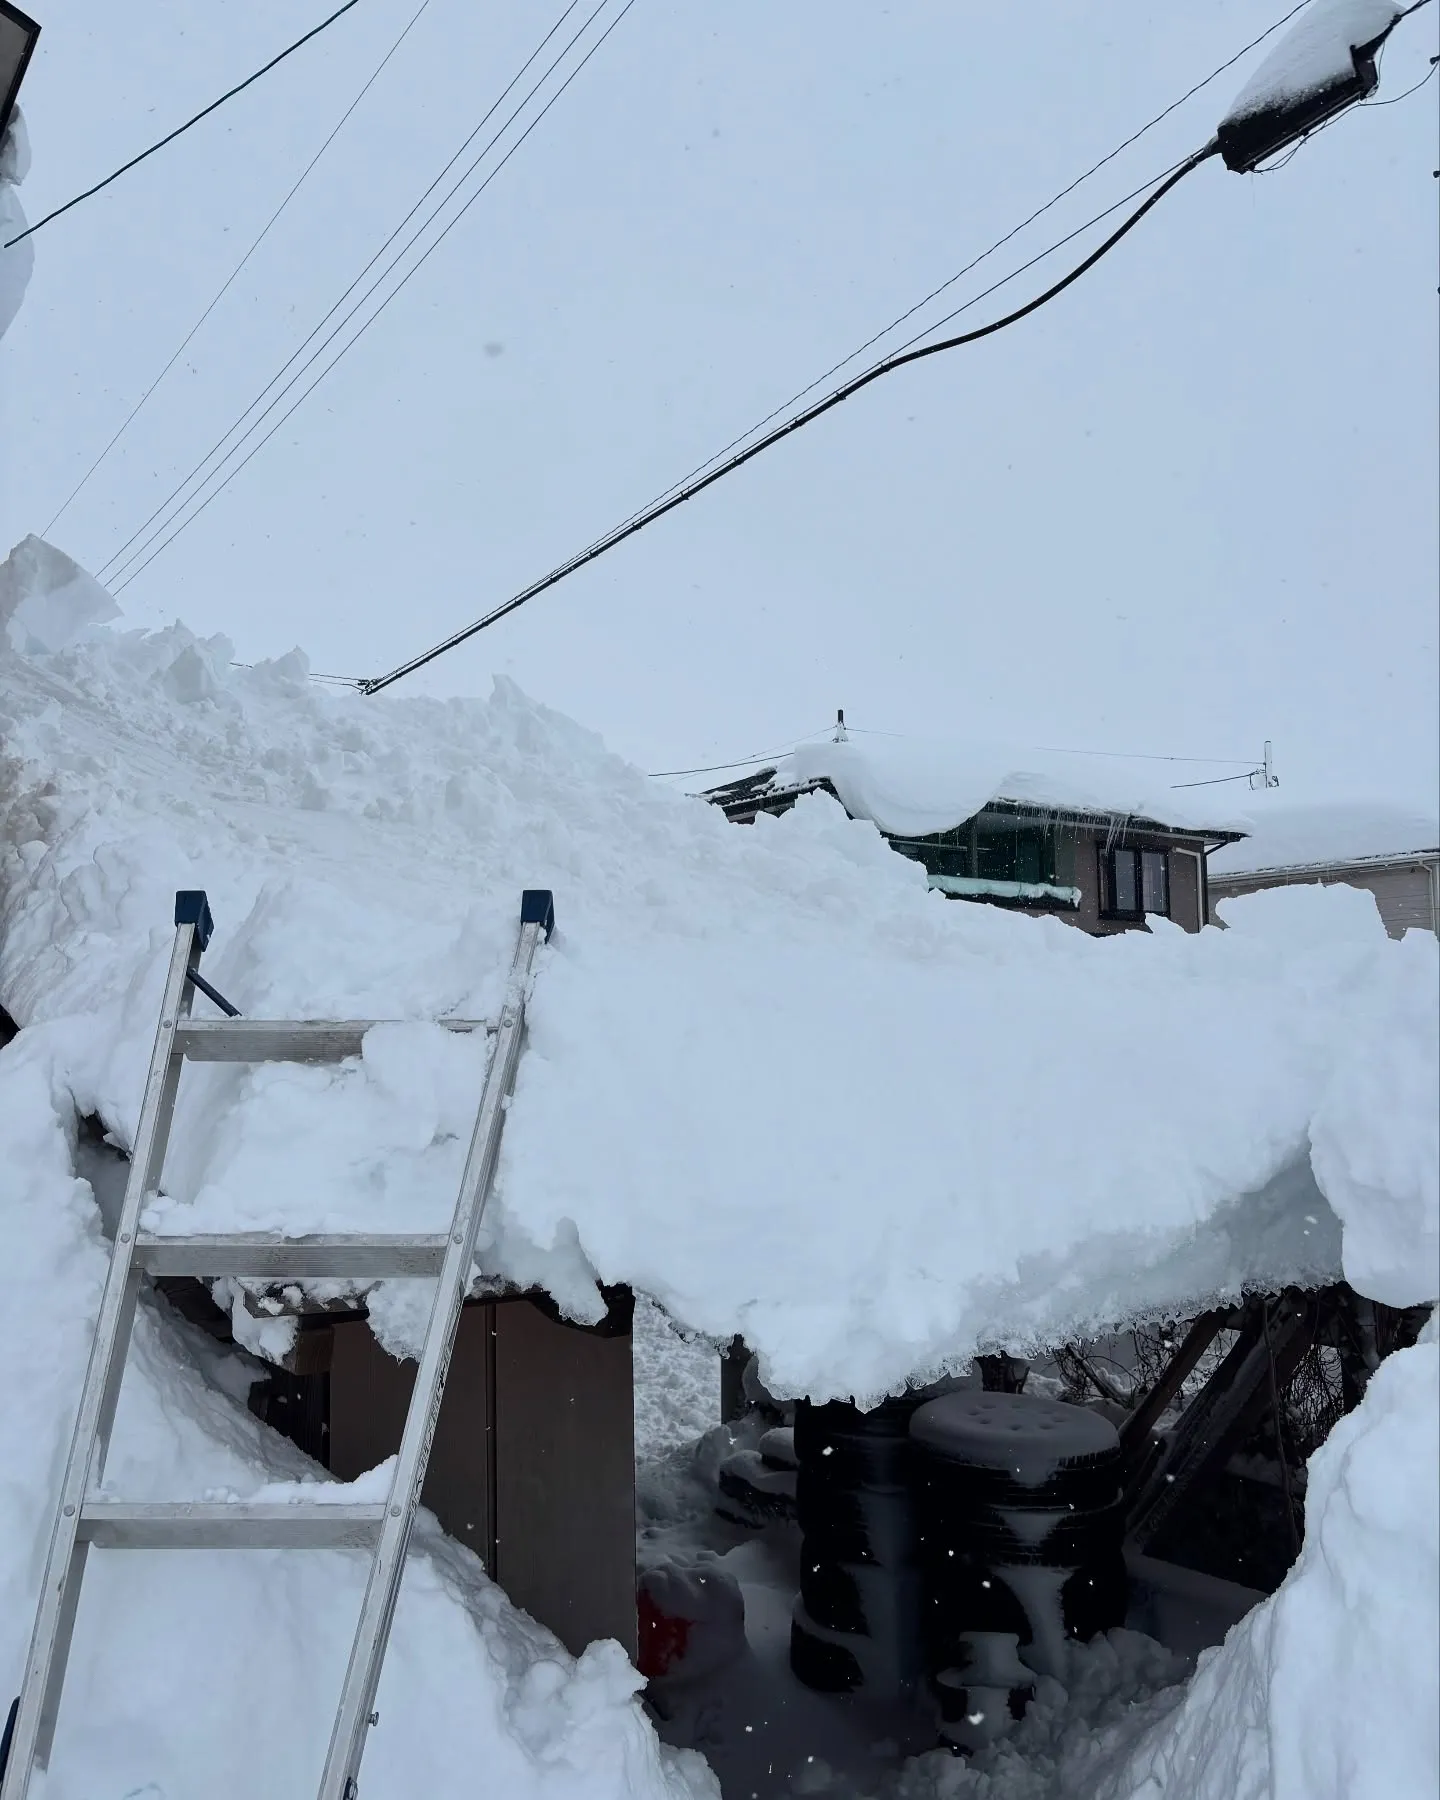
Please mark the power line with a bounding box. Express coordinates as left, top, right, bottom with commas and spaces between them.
110, 0, 637, 596
103, 0, 633, 593
849, 726, 1260, 767
43, 0, 434, 536
354, 0, 1366, 696
360, 142, 1216, 694
1171, 769, 1266, 789
647, 728, 834, 779
97, 0, 592, 583
566, 0, 1320, 545
1362, 56, 1438, 105
3, 0, 366, 250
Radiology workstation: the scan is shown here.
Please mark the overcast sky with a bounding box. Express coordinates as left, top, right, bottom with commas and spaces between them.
2, 0, 1436, 811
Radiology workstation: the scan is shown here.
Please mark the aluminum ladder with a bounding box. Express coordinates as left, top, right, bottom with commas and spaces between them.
0, 885, 556, 1800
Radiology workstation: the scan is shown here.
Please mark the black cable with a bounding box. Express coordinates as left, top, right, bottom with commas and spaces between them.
104, 0, 627, 592
43, 0, 434, 536
3, 0, 365, 250
360, 143, 1217, 694
505, 0, 1321, 580
647, 727, 834, 779
353, 156, 1190, 689
1363, 57, 1438, 104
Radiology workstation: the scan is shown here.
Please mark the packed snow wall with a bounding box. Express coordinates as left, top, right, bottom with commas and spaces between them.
1, 539, 1436, 1401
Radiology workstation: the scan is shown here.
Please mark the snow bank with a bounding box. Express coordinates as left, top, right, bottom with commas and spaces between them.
1213, 800, 1440, 874
765, 735, 1246, 838
1099, 1320, 1438, 1800
0, 1031, 716, 1798
0, 533, 120, 654
0, 106, 33, 340
0, 550, 1436, 1410
1223, 0, 1402, 125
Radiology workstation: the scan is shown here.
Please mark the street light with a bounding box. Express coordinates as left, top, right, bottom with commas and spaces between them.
0, 2, 39, 144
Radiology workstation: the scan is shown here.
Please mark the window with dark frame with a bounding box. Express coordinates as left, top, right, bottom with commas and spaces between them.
1099, 846, 1170, 920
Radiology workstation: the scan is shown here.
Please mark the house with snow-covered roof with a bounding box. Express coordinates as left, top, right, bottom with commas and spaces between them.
1209, 803, 1440, 938
704, 732, 1246, 933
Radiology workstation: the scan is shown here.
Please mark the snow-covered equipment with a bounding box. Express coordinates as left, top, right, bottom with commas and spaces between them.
1216, 0, 1403, 172
791, 1398, 927, 1701
0, 885, 556, 1800
910, 1390, 1128, 1747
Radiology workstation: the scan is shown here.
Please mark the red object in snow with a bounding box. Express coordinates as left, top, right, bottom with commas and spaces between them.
638, 1587, 694, 1680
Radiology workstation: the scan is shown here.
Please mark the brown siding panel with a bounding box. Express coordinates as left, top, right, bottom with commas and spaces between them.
328, 1300, 638, 1660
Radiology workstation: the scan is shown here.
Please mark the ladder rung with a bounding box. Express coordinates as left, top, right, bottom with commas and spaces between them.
133, 1232, 451, 1279
78, 1500, 386, 1551
172, 1017, 492, 1063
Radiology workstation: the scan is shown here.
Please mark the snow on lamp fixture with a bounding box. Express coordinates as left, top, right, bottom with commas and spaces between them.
1216, 0, 1403, 172
0, 2, 38, 143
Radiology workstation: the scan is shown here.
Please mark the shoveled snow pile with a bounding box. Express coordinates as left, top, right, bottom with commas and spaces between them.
1222, 0, 1401, 124
1096, 1320, 1439, 1800
1, 541, 1436, 1404
748, 735, 1246, 838
1, 542, 1437, 1797
0, 1041, 716, 1799
1213, 800, 1440, 875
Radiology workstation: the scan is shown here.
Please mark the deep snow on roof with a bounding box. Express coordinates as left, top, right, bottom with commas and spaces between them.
736, 735, 1249, 840
1211, 801, 1440, 876
1, 544, 1436, 1402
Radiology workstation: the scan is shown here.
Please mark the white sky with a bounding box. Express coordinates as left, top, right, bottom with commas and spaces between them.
2, 0, 1436, 810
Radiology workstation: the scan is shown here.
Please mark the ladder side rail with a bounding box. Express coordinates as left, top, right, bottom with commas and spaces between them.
1, 920, 200, 1795
316, 917, 545, 1800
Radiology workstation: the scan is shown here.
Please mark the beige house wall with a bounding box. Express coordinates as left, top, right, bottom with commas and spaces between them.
1210, 858, 1439, 940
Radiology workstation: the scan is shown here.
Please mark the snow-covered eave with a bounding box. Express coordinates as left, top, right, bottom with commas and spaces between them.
1213, 848, 1440, 884
706, 772, 1247, 844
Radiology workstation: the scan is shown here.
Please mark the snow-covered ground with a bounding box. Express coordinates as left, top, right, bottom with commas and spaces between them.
1, 542, 1437, 1796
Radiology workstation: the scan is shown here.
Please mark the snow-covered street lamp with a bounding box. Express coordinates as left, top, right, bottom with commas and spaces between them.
0, 2, 39, 142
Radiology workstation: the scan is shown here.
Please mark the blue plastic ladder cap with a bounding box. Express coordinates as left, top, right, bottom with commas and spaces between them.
174, 890, 215, 951
520, 889, 555, 940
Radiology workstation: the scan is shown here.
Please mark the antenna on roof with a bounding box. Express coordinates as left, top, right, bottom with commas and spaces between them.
1251, 740, 1279, 790
834, 709, 848, 744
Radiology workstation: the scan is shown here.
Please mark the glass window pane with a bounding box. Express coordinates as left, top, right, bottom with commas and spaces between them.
1142, 851, 1169, 916
1112, 849, 1139, 914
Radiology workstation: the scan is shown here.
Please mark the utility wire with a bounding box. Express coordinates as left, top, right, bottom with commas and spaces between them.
99, 0, 592, 582
1171, 769, 1266, 789
849, 726, 1260, 767
1362, 56, 1438, 104
357, 156, 1193, 679
360, 143, 1217, 694
566, 0, 1319, 546
43, 0, 433, 536
356, 0, 1374, 696
647, 728, 834, 779
3, 0, 366, 250
103, 0, 629, 592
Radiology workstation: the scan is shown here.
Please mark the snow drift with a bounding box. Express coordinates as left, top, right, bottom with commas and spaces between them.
0, 541, 1436, 1796
1, 541, 1436, 1403
1099, 1322, 1439, 1800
